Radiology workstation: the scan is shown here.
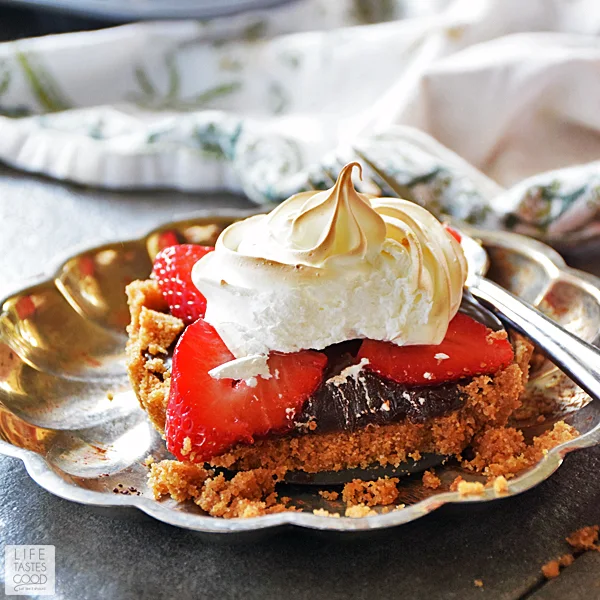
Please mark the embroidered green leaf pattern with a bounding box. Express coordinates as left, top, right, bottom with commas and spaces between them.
134, 65, 156, 99
131, 53, 241, 111
506, 182, 593, 232
0, 60, 30, 117
242, 20, 267, 42
268, 82, 289, 115
354, 145, 492, 226
15, 50, 71, 113
352, 0, 397, 24
165, 53, 181, 104
0, 62, 9, 97
192, 121, 243, 161
185, 82, 241, 109
219, 56, 243, 72
278, 51, 302, 70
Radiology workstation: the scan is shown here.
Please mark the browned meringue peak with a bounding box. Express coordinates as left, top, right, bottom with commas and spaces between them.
237, 162, 387, 267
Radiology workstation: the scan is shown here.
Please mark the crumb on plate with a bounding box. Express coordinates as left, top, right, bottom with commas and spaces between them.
422, 469, 441, 490
541, 554, 575, 579
566, 525, 599, 551
457, 480, 485, 497
148, 460, 296, 518
313, 508, 340, 518
342, 477, 399, 507
345, 504, 378, 518
492, 475, 509, 496
319, 490, 340, 501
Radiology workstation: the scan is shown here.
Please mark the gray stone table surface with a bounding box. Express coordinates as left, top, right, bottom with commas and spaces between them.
0, 163, 600, 600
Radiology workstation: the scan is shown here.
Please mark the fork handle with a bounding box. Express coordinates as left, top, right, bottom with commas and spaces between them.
469, 278, 600, 402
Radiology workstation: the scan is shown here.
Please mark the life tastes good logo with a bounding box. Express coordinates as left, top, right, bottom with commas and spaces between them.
4, 545, 55, 596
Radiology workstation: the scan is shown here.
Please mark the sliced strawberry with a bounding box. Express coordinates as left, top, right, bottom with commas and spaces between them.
166, 319, 328, 462
444, 223, 462, 243
358, 313, 514, 386
152, 244, 213, 323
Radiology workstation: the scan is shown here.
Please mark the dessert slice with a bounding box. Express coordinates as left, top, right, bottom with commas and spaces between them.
126, 162, 532, 476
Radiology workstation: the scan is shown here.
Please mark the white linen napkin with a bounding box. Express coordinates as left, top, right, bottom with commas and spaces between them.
0, 0, 599, 240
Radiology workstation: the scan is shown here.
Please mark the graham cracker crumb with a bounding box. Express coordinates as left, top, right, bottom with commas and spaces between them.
464, 422, 578, 478
487, 330, 508, 344
148, 460, 212, 502
457, 480, 485, 497
345, 504, 378, 518
492, 475, 509, 496
542, 554, 575, 579
541, 560, 561, 579
147, 461, 296, 518
342, 478, 399, 507
319, 490, 340, 501
195, 468, 288, 519
540, 525, 599, 580
559, 554, 575, 567
566, 525, 599, 551
313, 508, 340, 518
422, 470, 441, 490
450, 476, 464, 492
181, 437, 192, 456
474, 579, 483, 588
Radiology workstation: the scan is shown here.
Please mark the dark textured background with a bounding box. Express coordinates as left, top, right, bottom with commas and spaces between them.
1, 8, 600, 600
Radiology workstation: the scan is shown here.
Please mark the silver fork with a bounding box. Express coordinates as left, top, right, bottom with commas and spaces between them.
460, 233, 600, 403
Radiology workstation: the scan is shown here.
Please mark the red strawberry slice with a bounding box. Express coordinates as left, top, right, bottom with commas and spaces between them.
166, 319, 328, 462
358, 313, 514, 386
152, 244, 213, 323
443, 223, 462, 243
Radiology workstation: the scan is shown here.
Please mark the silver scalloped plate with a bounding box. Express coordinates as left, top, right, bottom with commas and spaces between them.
1, 210, 599, 537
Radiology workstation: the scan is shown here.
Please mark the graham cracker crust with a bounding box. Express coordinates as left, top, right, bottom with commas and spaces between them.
147, 461, 293, 518
126, 279, 533, 473
126, 279, 183, 434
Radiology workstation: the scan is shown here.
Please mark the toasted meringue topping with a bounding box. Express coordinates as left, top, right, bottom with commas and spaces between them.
192, 163, 467, 358
236, 162, 386, 267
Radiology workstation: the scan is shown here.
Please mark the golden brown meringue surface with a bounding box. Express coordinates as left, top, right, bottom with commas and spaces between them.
192, 162, 467, 360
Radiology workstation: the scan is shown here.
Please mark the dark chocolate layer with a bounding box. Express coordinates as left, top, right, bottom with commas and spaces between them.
295, 368, 466, 434
292, 297, 496, 434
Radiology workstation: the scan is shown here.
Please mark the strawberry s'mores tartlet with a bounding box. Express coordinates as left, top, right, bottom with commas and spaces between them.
126, 163, 532, 509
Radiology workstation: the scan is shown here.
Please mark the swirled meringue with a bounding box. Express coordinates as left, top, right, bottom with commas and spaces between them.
192, 162, 467, 358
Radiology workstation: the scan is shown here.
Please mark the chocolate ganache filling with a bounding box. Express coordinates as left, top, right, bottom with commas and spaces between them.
294, 297, 503, 434
295, 368, 466, 433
